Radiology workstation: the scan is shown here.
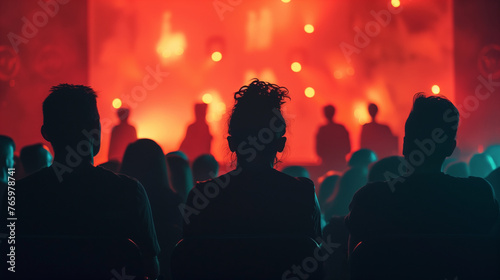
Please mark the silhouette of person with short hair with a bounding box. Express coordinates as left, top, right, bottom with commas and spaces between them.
108, 107, 137, 162
179, 103, 213, 161
192, 154, 219, 182
316, 105, 351, 171
360, 103, 398, 159
6, 84, 160, 279
0, 135, 15, 210
183, 79, 321, 239
346, 93, 499, 254
20, 143, 53, 176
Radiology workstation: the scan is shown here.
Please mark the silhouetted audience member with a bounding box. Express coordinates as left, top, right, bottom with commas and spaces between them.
0, 135, 15, 210
360, 103, 398, 159
469, 153, 496, 178
6, 84, 160, 278
346, 93, 499, 254
108, 107, 137, 162
485, 144, 500, 167
282, 165, 310, 178
166, 150, 189, 161
192, 154, 219, 182
326, 149, 375, 218
368, 156, 405, 183
179, 103, 213, 161
121, 139, 183, 280
445, 161, 470, 178
182, 79, 321, 239
316, 104, 351, 171
20, 143, 53, 176
166, 153, 194, 202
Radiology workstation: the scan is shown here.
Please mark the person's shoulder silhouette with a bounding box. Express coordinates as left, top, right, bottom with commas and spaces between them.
346, 93, 499, 254
316, 104, 351, 171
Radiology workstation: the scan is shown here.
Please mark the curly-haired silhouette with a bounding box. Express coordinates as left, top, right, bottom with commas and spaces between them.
183, 79, 321, 240
5, 84, 160, 279
316, 105, 351, 171
108, 107, 137, 162
346, 93, 499, 255
360, 103, 398, 159
179, 103, 212, 161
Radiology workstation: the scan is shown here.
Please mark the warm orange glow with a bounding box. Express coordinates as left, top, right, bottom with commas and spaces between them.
291, 62, 302, 72
304, 24, 314, 33
431, 84, 440, 94
202, 93, 214, 104
304, 87, 315, 98
281, 0, 291, 3
334, 70, 343, 79
346, 67, 355, 76
391, 0, 400, 8
354, 103, 370, 124
156, 12, 187, 62
112, 98, 122, 109
211, 51, 222, 62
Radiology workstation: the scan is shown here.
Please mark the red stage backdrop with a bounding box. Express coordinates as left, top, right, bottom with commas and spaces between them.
0, 0, 88, 155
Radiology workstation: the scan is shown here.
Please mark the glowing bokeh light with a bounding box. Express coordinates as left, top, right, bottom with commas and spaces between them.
391, 0, 400, 8
211, 51, 222, 62
291, 62, 302, 72
304, 87, 315, 98
431, 84, 440, 94
346, 67, 355, 76
202, 93, 214, 104
112, 98, 122, 109
304, 24, 314, 33
281, 0, 291, 3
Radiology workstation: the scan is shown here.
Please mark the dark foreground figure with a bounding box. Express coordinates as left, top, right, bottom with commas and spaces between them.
1, 84, 160, 280
346, 93, 500, 279
177, 80, 322, 280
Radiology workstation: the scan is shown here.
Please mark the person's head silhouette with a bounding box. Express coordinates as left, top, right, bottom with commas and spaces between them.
227, 79, 289, 167
368, 103, 378, 122
323, 105, 335, 123
20, 143, 52, 175
403, 93, 458, 172
117, 107, 130, 123
192, 154, 219, 182
194, 103, 208, 122
0, 135, 15, 184
121, 139, 169, 190
41, 84, 100, 166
